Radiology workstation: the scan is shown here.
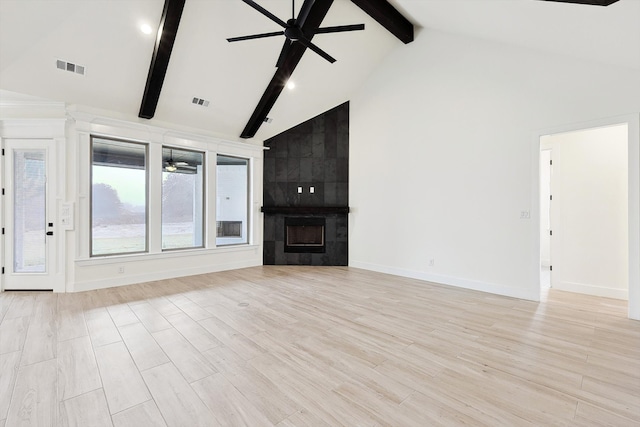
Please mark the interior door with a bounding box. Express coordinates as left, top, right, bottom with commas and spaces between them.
3, 139, 57, 290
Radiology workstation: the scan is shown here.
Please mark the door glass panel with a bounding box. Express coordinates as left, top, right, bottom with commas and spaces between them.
13, 150, 46, 273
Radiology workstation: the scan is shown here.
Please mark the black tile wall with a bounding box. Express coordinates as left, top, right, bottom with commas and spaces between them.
263, 102, 349, 266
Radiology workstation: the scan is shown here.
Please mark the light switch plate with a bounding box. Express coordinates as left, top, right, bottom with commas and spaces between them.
60, 202, 74, 230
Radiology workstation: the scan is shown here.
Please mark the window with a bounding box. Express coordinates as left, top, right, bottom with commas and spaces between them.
162, 147, 204, 250
216, 155, 249, 246
91, 137, 147, 256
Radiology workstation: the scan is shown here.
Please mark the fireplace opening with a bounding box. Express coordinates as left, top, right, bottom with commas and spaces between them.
284, 217, 325, 253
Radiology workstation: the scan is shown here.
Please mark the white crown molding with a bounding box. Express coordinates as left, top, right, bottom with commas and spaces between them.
0, 118, 67, 138
68, 110, 264, 155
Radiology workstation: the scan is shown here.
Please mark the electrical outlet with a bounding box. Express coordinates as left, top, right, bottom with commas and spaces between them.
429, 258, 435, 267
520, 210, 531, 219
118, 266, 124, 274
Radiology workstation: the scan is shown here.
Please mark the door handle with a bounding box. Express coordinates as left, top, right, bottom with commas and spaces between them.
46, 231, 54, 236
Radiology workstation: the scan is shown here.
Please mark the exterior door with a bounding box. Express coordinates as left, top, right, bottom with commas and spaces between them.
3, 139, 57, 290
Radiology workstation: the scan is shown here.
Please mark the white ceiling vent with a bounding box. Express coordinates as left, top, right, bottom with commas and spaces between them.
56, 59, 85, 75
192, 97, 209, 107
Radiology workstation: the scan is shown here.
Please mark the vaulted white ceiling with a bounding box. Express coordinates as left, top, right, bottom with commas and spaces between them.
1, 0, 638, 142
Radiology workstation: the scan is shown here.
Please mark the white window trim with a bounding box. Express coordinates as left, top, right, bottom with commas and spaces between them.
72, 112, 263, 265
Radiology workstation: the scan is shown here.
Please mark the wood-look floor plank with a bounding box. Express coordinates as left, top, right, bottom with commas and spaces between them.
117, 322, 169, 372
152, 328, 217, 383
0, 351, 21, 420
170, 299, 213, 322
129, 302, 172, 333
57, 309, 88, 343
3, 293, 35, 320
212, 357, 299, 424
574, 400, 638, 427
20, 293, 57, 366
249, 352, 379, 427
106, 304, 139, 327
198, 316, 266, 361
141, 363, 217, 427
165, 312, 221, 353
5, 358, 57, 426
192, 373, 275, 427
0, 293, 15, 323
85, 307, 121, 348
57, 336, 102, 401
0, 316, 29, 354
276, 408, 332, 427
59, 388, 112, 427
94, 341, 151, 414
111, 400, 167, 427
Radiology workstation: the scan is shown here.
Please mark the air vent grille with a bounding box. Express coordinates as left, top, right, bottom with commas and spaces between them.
192, 97, 210, 107
56, 59, 85, 75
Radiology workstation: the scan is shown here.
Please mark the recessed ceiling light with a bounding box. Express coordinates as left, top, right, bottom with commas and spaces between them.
140, 23, 153, 35
287, 81, 295, 90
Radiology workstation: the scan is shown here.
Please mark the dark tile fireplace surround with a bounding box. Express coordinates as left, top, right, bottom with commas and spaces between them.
262, 102, 349, 266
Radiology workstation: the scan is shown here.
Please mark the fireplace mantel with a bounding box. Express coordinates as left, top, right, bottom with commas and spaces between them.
261, 206, 349, 215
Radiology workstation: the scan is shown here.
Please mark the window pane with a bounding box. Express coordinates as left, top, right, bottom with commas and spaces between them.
162, 147, 204, 250
91, 138, 147, 256
13, 150, 46, 272
216, 155, 248, 246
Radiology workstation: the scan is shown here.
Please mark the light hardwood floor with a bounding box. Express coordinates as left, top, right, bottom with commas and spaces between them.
0, 266, 638, 426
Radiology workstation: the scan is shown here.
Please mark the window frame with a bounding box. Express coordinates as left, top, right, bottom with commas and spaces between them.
90, 136, 149, 258
215, 154, 251, 247
161, 145, 206, 252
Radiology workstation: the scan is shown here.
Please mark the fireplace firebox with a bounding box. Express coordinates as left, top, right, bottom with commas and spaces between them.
284, 217, 325, 253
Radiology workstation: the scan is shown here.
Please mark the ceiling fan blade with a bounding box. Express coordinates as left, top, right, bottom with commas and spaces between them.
539, 0, 619, 5
296, 0, 315, 27
276, 39, 293, 68
297, 37, 336, 63
314, 24, 365, 34
241, 0, 288, 28
227, 31, 284, 42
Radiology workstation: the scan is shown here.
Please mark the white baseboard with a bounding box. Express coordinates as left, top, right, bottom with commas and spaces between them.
553, 280, 628, 300
349, 260, 540, 301
72, 259, 262, 292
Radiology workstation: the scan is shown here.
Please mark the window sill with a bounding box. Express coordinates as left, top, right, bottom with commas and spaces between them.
75, 244, 260, 267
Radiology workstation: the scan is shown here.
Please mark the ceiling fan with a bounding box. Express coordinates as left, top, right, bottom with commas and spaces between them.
164, 149, 196, 173
227, 0, 365, 67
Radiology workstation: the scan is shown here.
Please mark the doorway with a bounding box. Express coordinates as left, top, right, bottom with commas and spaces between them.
539, 148, 552, 289
537, 121, 633, 309
2, 139, 58, 290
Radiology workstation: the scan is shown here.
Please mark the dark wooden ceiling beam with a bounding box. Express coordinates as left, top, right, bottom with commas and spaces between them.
240, 0, 333, 139
350, 0, 414, 44
139, 0, 186, 119
540, 0, 619, 5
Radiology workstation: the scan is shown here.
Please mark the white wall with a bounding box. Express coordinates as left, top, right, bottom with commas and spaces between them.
543, 125, 628, 299
349, 29, 640, 303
